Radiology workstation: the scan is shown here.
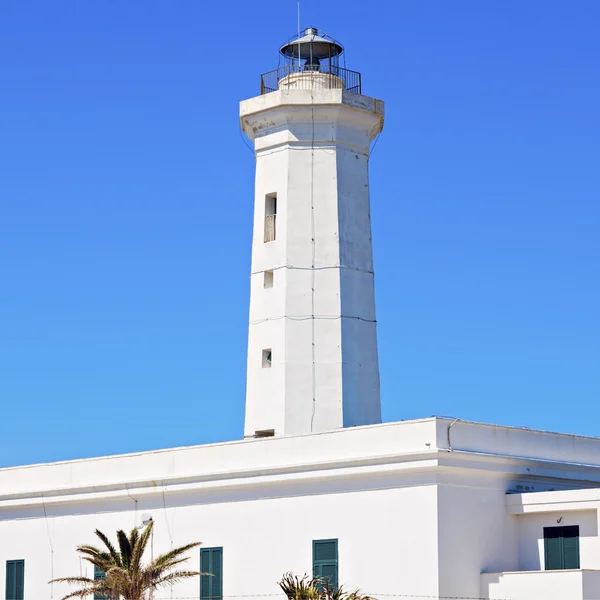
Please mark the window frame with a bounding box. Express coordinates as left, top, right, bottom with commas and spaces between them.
200, 547, 223, 600
312, 538, 338, 591
264, 193, 277, 243
544, 525, 580, 570
262, 349, 272, 368
264, 270, 274, 288
5, 559, 25, 600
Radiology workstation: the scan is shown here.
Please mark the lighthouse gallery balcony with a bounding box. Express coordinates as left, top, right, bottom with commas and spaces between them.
260, 64, 362, 95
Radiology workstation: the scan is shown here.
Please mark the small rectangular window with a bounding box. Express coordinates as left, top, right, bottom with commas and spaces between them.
264, 270, 274, 288
264, 193, 277, 242
200, 547, 223, 600
544, 526, 580, 570
313, 539, 338, 591
5, 560, 24, 600
262, 349, 272, 368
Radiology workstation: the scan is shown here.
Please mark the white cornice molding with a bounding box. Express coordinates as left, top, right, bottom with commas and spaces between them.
240, 89, 384, 144
0, 451, 439, 509
507, 487, 600, 514
4, 448, 600, 512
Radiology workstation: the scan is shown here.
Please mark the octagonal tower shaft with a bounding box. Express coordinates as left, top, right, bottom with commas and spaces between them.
240, 88, 384, 437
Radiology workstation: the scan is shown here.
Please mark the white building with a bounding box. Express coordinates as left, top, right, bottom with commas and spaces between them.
2, 28, 599, 600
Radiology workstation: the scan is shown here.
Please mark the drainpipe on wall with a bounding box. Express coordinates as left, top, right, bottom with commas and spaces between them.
447, 418, 460, 451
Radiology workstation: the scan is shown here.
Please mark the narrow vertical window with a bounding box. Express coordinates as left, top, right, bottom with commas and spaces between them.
94, 565, 107, 600
262, 349, 272, 368
5, 560, 24, 600
313, 539, 338, 591
264, 270, 274, 288
544, 526, 580, 570
200, 547, 223, 600
264, 193, 277, 242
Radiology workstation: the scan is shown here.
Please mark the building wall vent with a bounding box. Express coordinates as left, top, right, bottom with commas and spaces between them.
254, 429, 275, 438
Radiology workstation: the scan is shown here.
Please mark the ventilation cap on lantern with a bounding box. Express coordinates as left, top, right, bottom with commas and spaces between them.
279, 27, 344, 60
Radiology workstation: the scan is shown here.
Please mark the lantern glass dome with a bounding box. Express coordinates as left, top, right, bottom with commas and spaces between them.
279, 27, 344, 73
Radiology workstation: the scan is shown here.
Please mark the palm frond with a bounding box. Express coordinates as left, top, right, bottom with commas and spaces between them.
78, 550, 115, 573
145, 556, 189, 577
78, 547, 113, 561
56, 589, 101, 600
152, 570, 203, 588
128, 527, 140, 559
130, 521, 153, 576
50, 577, 95, 585
278, 573, 374, 600
279, 573, 321, 600
104, 565, 130, 586
75, 544, 104, 556
148, 542, 201, 570
94, 529, 122, 566
344, 592, 376, 600
50, 576, 114, 600
116, 529, 132, 569
322, 584, 345, 600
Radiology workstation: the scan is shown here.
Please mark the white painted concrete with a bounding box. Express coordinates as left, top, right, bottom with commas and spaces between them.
481, 569, 600, 599
240, 87, 384, 437
437, 481, 519, 598
507, 488, 600, 514
0, 484, 440, 600
3, 419, 600, 600
278, 72, 344, 90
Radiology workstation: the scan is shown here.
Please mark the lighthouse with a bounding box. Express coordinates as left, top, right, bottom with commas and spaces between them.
240, 28, 384, 438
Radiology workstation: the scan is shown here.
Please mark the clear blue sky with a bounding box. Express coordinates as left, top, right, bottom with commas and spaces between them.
1, 1, 599, 468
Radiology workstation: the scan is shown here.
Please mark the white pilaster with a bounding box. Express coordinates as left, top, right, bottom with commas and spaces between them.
240, 87, 384, 437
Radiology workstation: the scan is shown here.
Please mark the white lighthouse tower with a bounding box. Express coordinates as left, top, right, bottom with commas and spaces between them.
240, 28, 384, 438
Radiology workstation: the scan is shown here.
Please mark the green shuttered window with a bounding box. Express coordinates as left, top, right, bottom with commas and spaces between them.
5, 560, 24, 600
200, 547, 223, 600
544, 526, 580, 570
94, 566, 107, 600
313, 539, 338, 590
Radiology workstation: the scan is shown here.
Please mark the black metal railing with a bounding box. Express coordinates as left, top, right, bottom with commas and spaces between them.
260, 65, 361, 95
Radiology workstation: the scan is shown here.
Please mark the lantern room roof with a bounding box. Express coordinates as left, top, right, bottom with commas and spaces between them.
280, 27, 344, 60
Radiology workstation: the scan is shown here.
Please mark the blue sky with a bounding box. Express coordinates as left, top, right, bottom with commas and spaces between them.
1, 1, 599, 467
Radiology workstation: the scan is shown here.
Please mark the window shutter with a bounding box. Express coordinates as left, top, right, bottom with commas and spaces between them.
544, 532, 563, 570
562, 527, 580, 569
544, 526, 580, 570
6, 562, 15, 600
200, 547, 223, 600
94, 566, 107, 600
6, 560, 24, 600
313, 540, 338, 590
211, 548, 223, 600
320, 564, 338, 589
200, 550, 211, 599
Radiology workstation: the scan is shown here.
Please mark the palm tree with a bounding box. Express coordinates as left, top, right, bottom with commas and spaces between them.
51, 521, 204, 600
278, 573, 375, 600
279, 574, 320, 600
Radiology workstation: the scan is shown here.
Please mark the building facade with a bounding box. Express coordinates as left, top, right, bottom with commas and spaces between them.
2, 419, 600, 600
2, 28, 600, 600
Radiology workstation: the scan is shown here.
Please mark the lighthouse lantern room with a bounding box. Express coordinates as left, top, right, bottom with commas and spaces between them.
261, 27, 361, 94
